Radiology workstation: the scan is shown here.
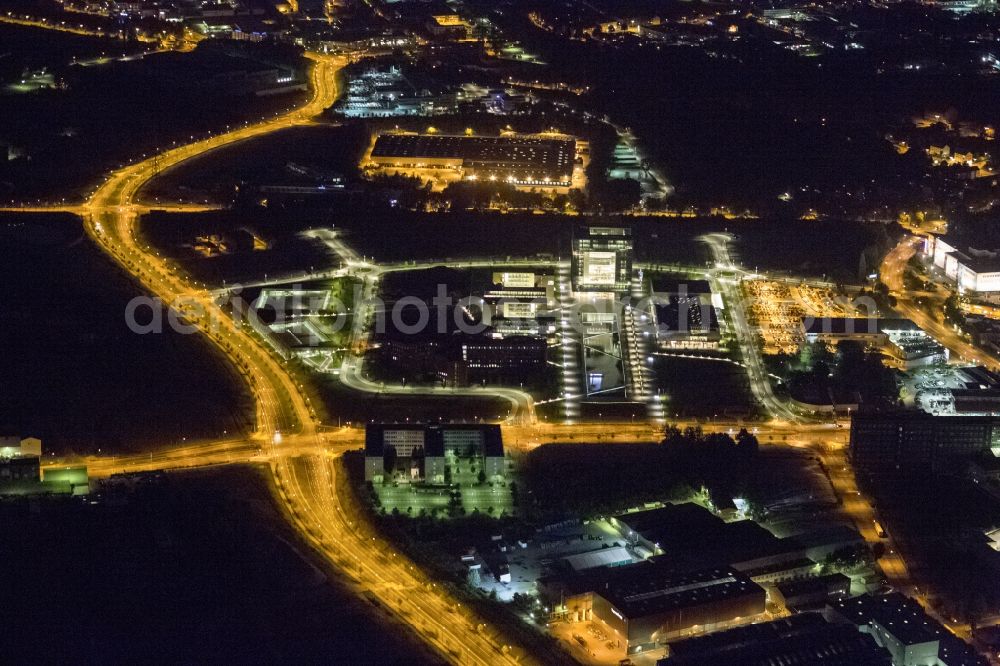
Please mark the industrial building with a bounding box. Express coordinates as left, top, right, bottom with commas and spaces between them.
610, 503, 863, 578
335, 64, 533, 118
849, 409, 1000, 475
660, 613, 891, 666
368, 132, 576, 188
336, 65, 446, 118
830, 593, 986, 666
571, 225, 634, 293
561, 546, 634, 572
364, 423, 505, 483
539, 561, 767, 654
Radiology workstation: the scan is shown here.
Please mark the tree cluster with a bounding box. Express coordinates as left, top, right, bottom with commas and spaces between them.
521, 426, 760, 518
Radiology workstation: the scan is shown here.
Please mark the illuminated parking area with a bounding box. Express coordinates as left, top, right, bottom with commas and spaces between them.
365, 131, 578, 191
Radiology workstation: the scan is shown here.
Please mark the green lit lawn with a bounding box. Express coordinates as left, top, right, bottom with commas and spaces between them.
375, 482, 514, 518
374, 453, 515, 518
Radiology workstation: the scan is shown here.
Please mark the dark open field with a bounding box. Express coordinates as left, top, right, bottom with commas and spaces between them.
0, 213, 253, 454
0, 465, 438, 664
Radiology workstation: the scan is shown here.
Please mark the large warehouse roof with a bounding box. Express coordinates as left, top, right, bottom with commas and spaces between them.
371, 133, 575, 173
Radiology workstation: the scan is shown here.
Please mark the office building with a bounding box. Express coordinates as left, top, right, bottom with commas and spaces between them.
923, 235, 1000, 297
365, 423, 505, 483
483, 272, 557, 340
850, 410, 1000, 475
572, 225, 634, 293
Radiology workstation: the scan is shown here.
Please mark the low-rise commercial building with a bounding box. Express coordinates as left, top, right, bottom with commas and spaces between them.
0, 436, 42, 459
0, 455, 41, 484
0, 435, 42, 487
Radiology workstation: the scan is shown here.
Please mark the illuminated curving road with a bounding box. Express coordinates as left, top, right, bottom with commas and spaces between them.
6, 40, 967, 660
881, 235, 1000, 370
42, 51, 543, 665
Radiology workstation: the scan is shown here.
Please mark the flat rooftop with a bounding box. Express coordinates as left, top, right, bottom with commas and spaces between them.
832, 593, 947, 646
618, 503, 787, 566
603, 564, 763, 620
660, 613, 891, 666
960, 250, 1000, 274
541, 560, 764, 620
617, 503, 725, 546
365, 423, 503, 457
774, 572, 851, 599
654, 302, 719, 335
562, 546, 634, 571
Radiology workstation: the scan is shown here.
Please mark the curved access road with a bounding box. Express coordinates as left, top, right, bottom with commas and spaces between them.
881, 235, 1000, 370
70, 51, 539, 665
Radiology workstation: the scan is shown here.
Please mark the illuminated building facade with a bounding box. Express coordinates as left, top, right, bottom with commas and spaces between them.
364, 423, 506, 483
923, 235, 1000, 295
571, 225, 633, 293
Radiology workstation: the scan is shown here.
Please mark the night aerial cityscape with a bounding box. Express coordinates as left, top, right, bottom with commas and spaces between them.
10, 0, 1000, 665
